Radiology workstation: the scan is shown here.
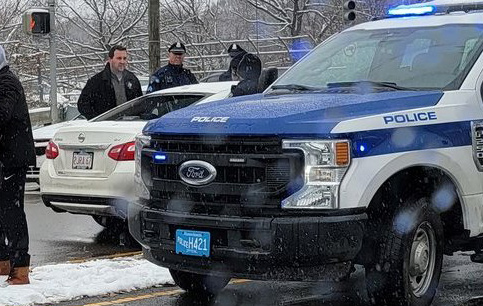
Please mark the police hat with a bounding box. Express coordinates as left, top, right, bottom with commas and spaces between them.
227, 43, 246, 58
168, 42, 186, 54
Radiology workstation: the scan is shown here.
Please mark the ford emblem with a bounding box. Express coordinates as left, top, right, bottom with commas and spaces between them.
178, 160, 217, 186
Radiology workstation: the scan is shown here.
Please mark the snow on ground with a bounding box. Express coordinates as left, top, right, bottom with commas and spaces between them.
0, 255, 174, 306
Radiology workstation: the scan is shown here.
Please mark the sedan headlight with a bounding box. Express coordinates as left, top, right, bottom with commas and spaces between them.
282, 140, 350, 209
134, 133, 151, 200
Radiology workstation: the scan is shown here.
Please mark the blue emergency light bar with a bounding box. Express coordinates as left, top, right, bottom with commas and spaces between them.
386, 1, 483, 18
388, 5, 435, 16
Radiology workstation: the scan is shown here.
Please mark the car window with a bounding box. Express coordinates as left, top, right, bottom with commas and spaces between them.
92, 94, 206, 122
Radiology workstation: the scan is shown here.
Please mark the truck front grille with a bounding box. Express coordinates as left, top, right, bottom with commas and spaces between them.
143, 135, 304, 216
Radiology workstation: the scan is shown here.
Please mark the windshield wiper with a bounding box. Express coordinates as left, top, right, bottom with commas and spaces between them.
327, 81, 413, 91
270, 84, 322, 92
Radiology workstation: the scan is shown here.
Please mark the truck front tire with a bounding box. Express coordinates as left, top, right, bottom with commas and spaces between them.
365, 198, 443, 306
169, 269, 231, 295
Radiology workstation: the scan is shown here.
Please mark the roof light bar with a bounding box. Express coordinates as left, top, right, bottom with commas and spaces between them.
388, 5, 435, 16
386, 1, 483, 18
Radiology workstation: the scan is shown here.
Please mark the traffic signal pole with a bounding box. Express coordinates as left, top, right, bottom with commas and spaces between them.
48, 0, 58, 123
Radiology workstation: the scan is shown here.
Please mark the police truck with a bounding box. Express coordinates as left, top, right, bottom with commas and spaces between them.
129, 1, 483, 305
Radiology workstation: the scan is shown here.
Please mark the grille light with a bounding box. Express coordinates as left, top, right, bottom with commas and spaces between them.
153, 152, 167, 163
281, 140, 350, 209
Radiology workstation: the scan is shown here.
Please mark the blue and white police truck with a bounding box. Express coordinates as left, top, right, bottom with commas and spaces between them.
129, 1, 483, 305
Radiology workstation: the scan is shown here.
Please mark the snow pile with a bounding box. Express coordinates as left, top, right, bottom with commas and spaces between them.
0, 255, 173, 306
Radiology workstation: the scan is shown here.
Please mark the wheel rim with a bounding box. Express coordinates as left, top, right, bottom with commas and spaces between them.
409, 221, 437, 297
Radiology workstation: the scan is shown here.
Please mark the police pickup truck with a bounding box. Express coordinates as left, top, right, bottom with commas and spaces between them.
129, 1, 483, 305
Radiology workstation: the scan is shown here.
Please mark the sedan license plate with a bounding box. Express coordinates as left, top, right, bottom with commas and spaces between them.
72, 151, 93, 169
175, 229, 210, 257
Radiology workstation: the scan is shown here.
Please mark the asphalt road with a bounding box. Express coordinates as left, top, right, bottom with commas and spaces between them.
24, 191, 483, 306
25, 191, 140, 266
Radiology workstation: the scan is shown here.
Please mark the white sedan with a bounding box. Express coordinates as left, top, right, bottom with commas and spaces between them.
40, 81, 236, 228
28, 114, 87, 185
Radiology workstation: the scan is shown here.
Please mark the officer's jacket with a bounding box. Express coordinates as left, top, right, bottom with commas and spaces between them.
147, 63, 198, 93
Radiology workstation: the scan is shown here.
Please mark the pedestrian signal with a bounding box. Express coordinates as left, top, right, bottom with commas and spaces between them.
23, 9, 50, 35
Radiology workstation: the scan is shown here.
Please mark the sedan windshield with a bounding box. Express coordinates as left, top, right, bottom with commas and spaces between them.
273, 24, 483, 91
92, 94, 206, 122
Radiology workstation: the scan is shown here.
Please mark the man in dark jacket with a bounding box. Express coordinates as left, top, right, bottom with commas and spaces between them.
78, 45, 142, 120
230, 52, 262, 97
0, 45, 35, 285
146, 42, 198, 93
219, 43, 247, 82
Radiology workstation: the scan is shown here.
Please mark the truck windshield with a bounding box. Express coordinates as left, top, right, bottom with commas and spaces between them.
273, 24, 483, 91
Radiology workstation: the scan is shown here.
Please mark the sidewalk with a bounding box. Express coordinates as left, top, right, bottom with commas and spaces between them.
0, 255, 173, 306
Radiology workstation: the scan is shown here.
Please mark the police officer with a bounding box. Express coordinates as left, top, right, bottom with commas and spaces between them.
230, 52, 262, 97
0, 45, 35, 285
219, 43, 247, 81
147, 42, 198, 93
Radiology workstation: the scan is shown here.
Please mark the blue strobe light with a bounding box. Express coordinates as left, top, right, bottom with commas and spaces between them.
153, 152, 167, 163
388, 5, 435, 17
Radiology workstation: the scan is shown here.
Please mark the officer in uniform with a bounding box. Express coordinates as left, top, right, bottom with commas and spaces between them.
230, 52, 262, 97
146, 42, 198, 93
219, 43, 248, 81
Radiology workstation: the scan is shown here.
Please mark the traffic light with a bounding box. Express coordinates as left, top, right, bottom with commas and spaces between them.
23, 9, 50, 35
343, 0, 356, 21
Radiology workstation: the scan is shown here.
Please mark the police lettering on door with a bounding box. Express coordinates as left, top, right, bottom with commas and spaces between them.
383, 111, 437, 125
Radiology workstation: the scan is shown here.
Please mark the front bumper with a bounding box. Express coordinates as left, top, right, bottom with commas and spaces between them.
129, 201, 366, 281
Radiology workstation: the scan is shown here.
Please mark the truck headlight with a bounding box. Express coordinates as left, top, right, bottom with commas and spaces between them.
282, 140, 350, 209
134, 134, 151, 200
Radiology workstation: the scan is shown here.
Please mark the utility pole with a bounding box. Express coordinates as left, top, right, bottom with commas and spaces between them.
37, 52, 43, 104
48, 0, 58, 123
148, 0, 160, 74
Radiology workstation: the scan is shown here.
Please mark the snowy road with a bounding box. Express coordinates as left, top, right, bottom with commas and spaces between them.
17, 193, 483, 306
25, 193, 140, 266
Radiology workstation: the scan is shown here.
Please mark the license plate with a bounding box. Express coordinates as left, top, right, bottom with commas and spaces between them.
175, 229, 210, 257
72, 151, 93, 169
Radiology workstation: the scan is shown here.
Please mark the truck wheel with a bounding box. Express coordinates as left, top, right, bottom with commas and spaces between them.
365, 198, 443, 306
169, 269, 230, 295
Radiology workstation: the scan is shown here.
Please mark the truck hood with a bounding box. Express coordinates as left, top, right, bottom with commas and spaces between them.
143, 91, 443, 136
